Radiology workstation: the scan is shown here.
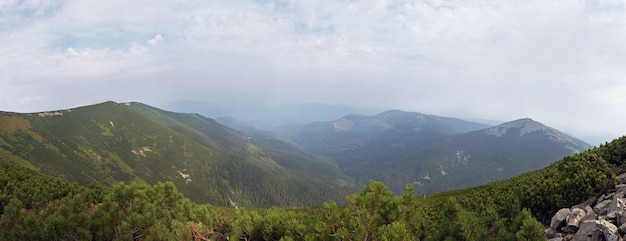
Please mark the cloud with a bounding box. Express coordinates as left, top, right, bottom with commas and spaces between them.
19, 95, 47, 104
0, 0, 63, 31
148, 34, 164, 46
1, 0, 626, 138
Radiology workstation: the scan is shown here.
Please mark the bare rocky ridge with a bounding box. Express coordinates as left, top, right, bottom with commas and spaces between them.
547, 173, 626, 241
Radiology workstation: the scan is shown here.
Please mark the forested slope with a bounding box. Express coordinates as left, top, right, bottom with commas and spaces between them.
0, 101, 356, 207
289, 111, 591, 195
1, 136, 624, 240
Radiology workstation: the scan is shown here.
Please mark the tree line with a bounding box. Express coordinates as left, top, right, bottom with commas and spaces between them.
1, 136, 625, 240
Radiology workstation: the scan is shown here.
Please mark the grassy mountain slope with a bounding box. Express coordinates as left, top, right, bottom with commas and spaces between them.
0, 101, 356, 207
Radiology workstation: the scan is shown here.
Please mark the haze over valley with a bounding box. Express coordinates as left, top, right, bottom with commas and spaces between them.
2, 0, 625, 145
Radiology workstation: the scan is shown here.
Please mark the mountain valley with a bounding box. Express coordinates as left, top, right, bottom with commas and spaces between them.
0, 101, 592, 207
265, 110, 590, 194
2, 100, 624, 240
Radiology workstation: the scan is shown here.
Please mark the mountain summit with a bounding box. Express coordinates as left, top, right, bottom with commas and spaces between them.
483, 118, 548, 137
483, 118, 589, 152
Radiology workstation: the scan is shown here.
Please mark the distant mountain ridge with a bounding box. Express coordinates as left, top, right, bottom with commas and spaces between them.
0, 101, 356, 207
403, 118, 591, 194
286, 110, 491, 156
167, 100, 384, 129
287, 111, 592, 194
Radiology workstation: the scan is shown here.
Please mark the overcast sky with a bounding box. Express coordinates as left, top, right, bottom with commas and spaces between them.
1, 0, 625, 140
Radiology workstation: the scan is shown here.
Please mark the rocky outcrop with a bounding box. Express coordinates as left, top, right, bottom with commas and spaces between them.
547, 173, 626, 241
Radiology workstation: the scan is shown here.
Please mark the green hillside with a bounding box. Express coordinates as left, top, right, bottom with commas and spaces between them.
0, 101, 356, 207
377, 118, 592, 195
289, 112, 591, 194
1, 135, 624, 240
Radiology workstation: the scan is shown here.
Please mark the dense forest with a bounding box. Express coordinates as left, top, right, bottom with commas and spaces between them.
2, 136, 625, 240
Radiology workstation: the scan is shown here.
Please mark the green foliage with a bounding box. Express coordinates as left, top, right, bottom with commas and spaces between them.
378, 221, 416, 241
514, 209, 545, 241
0, 158, 579, 240
2, 133, 626, 240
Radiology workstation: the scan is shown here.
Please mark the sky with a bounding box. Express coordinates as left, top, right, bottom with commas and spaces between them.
1, 0, 626, 141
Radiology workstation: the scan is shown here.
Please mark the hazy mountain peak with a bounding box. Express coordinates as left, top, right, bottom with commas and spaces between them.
483, 118, 550, 137
481, 118, 591, 152
378, 110, 426, 119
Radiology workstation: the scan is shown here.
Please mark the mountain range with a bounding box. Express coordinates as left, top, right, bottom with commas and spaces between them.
0, 101, 356, 207
0, 101, 591, 207
279, 110, 592, 194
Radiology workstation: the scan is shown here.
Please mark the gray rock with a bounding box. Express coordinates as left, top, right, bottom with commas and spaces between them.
584, 206, 597, 221
573, 220, 603, 241
596, 219, 621, 241
575, 197, 598, 210
608, 196, 626, 215
566, 208, 588, 233
552, 208, 571, 230
595, 199, 613, 215
550, 178, 626, 240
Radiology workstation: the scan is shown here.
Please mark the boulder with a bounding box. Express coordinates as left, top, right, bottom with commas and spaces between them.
565, 208, 588, 233
582, 209, 598, 228
608, 195, 626, 215
573, 220, 602, 241
547, 173, 626, 240
551, 208, 571, 230
594, 199, 613, 215
596, 219, 620, 241
584, 205, 596, 221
